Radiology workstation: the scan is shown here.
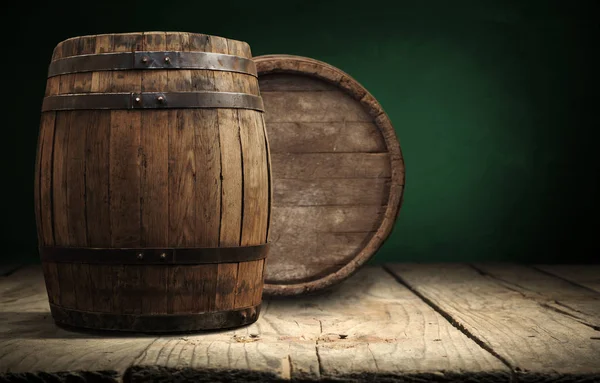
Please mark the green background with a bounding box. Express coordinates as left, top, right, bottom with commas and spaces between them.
3, 0, 598, 264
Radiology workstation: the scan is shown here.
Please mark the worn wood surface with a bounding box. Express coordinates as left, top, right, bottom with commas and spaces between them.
0, 265, 514, 382
473, 263, 600, 330
34, 32, 269, 330
535, 264, 600, 294
386, 263, 600, 381
255, 55, 405, 296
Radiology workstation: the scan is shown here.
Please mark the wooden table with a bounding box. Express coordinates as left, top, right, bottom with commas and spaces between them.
1, 264, 599, 382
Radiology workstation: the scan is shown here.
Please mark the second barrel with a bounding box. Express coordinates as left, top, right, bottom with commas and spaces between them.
35, 32, 271, 332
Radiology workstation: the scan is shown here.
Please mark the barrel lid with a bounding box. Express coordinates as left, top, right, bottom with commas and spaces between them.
255, 55, 405, 296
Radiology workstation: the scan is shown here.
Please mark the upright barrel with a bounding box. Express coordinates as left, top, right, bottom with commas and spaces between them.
34, 32, 271, 332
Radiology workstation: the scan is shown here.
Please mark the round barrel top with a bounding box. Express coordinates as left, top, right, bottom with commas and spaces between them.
255, 54, 405, 296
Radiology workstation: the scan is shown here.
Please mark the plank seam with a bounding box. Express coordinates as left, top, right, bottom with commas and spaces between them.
383, 265, 517, 381
530, 265, 600, 295
50, 113, 58, 246
237, 110, 244, 246
471, 265, 600, 331
315, 319, 324, 378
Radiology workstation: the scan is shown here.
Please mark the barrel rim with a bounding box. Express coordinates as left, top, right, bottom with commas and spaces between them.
254, 54, 405, 297
50, 303, 261, 333
51, 32, 252, 62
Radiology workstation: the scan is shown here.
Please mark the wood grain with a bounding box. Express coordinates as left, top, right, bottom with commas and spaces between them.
262, 91, 372, 123
386, 263, 600, 377
37, 32, 268, 331
85, 111, 111, 246
36, 112, 56, 246
109, 110, 141, 247
535, 264, 600, 294
473, 263, 600, 329
271, 153, 392, 179
255, 55, 405, 296
194, 110, 221, 247
218, 109, 243, 247
267, 121, 386, 153
66, 111, 88, 246
51, 112, 71, 245
168, 110, 196, 246
239, 110, 269, 246
274, 178, 390, 206
91, 34, 113, 92
140, 110, 169, 247
0, 266, 513, 381
266, 231, 375, 283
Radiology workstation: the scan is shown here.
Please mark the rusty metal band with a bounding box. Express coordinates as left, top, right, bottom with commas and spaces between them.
50, 304, 261, 332
41, 92, 264, 112
40, 244, 268, 265
48, 51, 257, 77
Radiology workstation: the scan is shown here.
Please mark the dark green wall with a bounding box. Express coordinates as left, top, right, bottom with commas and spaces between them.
4, 0, 598, 264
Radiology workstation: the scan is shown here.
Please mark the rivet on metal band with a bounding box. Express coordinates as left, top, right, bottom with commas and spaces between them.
41, 92, 264, 112
40, 244, 269, 265
47, 51, 258, 78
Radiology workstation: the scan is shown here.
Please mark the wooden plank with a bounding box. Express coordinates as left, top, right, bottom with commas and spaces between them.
52, 112, 71, 245
252, 259, 265, 306
165, 32, 191, 92
168, 110, 195, 246
266, 231, 375, 283
473, 263, 600, 329
0, 267, 153, 380
239, 110, 269, 246
387, 263, 600, 378
261, 114, 273, 244
234, 261, 260, 308
91, 34, 113, 92
272, 206, 385, 232
129, 267, 509, 380
37, 112, 56, 246
66, 111, 88, 246
141, 265, 167, 314
271, 153, 392, 179
218, 110, 243, 247
111, 33, 143, 92
207, 35, 234, 92
85, 111, 111, 246
89, 265, 117, 313
267, 121, 386, 153
140, 110, 169, 247
274, 178, 390, 206
215, 263, 238, 311
188, 33, 215, 92
193, 109, 221, 247
0, 265, 514, 381
57, 37, 79, 95
227, 39, 258, 95
139, 33, 169, 247
535, 264, 600, 294
108, 34, 142, 248
72, 35, 95, 93
109, 110, 141, 247
141, 32, 167, 92
259, 73, 335, 91
262, 91, 371, 123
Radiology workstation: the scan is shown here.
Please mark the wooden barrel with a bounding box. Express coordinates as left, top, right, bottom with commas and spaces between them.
34, 32, 271, 332
254, 55, 405, 296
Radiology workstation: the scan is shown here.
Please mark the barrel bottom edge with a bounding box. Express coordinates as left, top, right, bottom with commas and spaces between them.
49, 303, 261, 333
